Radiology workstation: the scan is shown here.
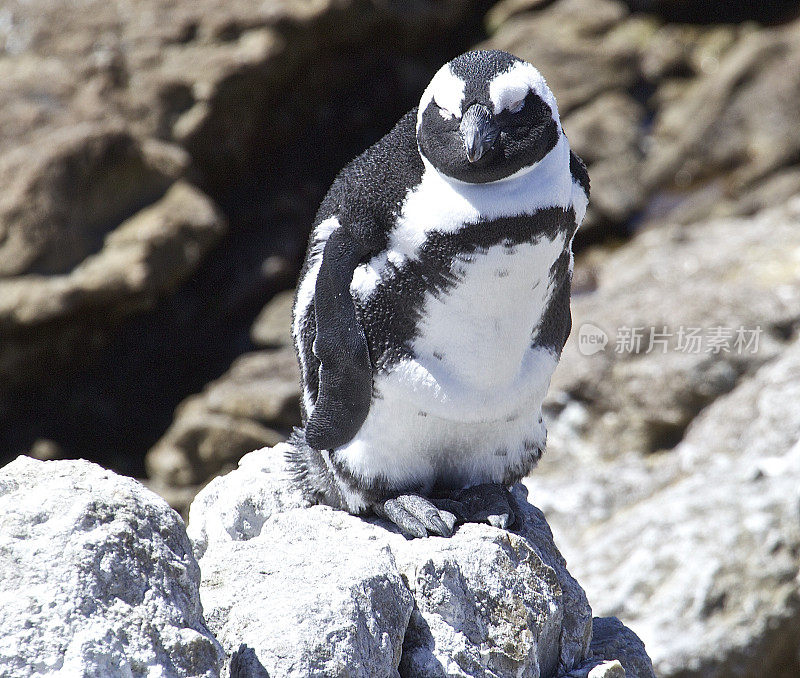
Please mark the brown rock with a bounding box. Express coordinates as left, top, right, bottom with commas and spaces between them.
0, 179, 226, 391
145, 348, 301, 488
486, 0, 639, 115
251, 289, 295, 349
549, 195, 800, 457
0, 124, 186, 277
644, 22, 800, 197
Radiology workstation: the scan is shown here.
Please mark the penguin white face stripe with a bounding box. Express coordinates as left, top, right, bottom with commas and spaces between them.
489, 61, 561, 131
417, 64, 466, 128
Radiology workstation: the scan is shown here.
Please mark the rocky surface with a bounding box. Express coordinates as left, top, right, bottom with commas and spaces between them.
4, 1, 800, 676
548, 194, 800, 459
525, 199, 800, 678
187, 445, 655, 678
0, 455, 224, 677
0, 178, 226, 394
146, 290, 301, 509
146, 347, 300, 490
532, 327, 800, 677
484, 0, 800, 241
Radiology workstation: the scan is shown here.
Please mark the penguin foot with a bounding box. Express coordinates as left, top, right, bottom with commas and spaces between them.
451, 483, 523, 530
375, 494, 460, 539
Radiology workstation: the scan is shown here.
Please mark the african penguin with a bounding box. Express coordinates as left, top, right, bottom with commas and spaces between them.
288, 49, 589, 538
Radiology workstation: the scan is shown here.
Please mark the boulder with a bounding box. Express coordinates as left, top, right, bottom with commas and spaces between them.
188, 445, 655, 677
0, 178, 227, 394
0, 123, 186, 277
644, 21, 800, 202
250, 289, 295, 349
484, 0, 800, 235
531, 335, 800, 678
0, 456, 224, 677
146, 348, 301, 493
546, 194, 800, 459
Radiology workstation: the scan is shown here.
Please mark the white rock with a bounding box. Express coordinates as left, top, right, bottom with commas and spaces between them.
189, 448, 655, 677
543, 339, 800, 677
202, 507, 413, 678
0, 456, 224, 678
187, 443, 309, 560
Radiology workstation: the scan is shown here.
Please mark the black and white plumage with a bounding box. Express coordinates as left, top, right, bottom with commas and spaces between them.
288, 50, 589, 538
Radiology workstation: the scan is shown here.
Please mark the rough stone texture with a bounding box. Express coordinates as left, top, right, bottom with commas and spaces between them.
546, 195, 800, 460
0, 178, 226, 397
587, 618, 655, 678
484, 0, 800, 238
0, 123, 186, 277
250, 289, 295, 349
146, 347, 301, 491
643, 20, 800, 216
188, 445, 655, 678
531, 336, 800, 678
186, 443, 310, 561
0, 456, 224, 677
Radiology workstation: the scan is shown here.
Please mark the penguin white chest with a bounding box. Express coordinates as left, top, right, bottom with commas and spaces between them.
413, 231, 565, 392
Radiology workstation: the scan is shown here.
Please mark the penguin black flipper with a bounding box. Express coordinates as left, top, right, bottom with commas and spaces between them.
305, 227, 373, 451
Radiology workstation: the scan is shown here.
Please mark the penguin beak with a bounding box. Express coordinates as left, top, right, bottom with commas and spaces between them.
460, 103, 499, 163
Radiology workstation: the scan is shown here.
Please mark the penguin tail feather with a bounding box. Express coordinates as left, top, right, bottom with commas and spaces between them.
285, 427, 345, 509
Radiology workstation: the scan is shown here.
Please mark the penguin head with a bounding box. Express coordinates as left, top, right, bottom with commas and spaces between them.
416, 50, 562, 184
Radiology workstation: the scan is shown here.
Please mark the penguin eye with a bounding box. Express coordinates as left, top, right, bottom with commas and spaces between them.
508, 97, 526, 114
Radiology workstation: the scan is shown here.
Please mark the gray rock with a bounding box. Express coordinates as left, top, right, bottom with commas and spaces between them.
188, 446, 655, 677
186, 443, 310, 561
202, 508, 414, 678
588, 618, 655, 678
534, 337, 800, 678
0, 455, 224, 677
500, 197, 800, 678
